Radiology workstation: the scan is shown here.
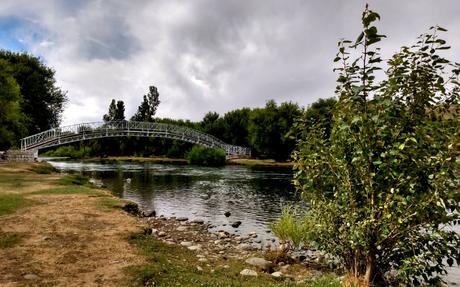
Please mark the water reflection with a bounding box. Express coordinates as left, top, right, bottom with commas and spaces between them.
49, 160, 297, 241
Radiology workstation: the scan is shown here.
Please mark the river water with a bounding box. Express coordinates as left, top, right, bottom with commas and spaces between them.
46, 159, 459, 285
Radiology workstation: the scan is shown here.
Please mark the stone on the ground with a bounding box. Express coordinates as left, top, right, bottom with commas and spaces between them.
224, 211, 231, 217
197, 266, 203, 271
122, 202, 140, 216
177, 217, 188, 221
240, 269, 258, 276
23, 274, 39, 280
180, 241, 193, 247
157, 231, 166, 237
198, 258, 208, 262
245, 257, 273, 271
176, 226, 187, 232
188, 245, 202, 251
271, 271, 283, 278
237, 243, 253, 251
231, 221, 242, 228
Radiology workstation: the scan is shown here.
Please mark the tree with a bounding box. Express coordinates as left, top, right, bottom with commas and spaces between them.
131, 85, 160, 122
291, 98, 337, 142
200, 111, 225, 138
0, 50, 67, 135
221, 108, 251, 146
103, 99, 125, 122
273, 6, 460, 286
0, 59, 27, 149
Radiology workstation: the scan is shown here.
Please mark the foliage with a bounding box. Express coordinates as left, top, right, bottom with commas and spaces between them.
131, 85, 160, 122
186, 145, 226, 167
270, 206, 311, 249
292, 98, 337, 142
29, 162, 57, 174
0, 50, 67, 135
249, 100, 302, 160
0, 59, 27, 150
42, 145, 91, 159
103, 99, 125, 122
275, 6, 460, 286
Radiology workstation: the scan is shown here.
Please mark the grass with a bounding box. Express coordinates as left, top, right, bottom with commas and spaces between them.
97, 197, 126, 210
29, 162, 57, 174
0, 232, 22, 249
57, 174, 90, 186
0, 194, 31, 216
127, 234, 340, 287
30, 185, 102, 196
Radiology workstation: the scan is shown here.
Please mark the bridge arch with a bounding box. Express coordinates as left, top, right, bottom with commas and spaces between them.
20, 121, 251, 157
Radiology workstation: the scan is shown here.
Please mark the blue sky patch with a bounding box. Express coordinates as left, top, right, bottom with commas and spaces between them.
0, 16, 29, 52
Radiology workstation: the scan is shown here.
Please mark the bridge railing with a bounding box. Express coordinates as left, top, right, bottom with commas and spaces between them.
20, 121, 251, 156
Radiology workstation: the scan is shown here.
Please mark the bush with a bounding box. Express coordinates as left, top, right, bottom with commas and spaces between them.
41, 145, 91, 159
185, 145, 226, 167
275, 6, 460, 286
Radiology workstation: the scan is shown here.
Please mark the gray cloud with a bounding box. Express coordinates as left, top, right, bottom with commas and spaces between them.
0, 0, 459, 125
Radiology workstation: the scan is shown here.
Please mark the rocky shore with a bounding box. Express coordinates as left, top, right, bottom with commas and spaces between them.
140, 213, 338, 280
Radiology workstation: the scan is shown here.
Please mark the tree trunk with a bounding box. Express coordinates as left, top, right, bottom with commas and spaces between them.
364, 251, 376, 285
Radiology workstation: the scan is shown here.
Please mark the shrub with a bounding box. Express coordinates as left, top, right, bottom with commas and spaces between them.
185, 145, 226, 167
274, 6, 460, 286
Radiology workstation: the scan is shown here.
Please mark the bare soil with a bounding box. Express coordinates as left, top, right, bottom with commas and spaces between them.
0, 165, 146, 287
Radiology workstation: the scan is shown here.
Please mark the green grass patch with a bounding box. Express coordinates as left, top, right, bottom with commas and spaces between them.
127, 234, 338, 287
0, 232, 22, 249
97, 197, 125, 210
57, 174, 90, 186
29, 162, 57, 174
0, 194, 31, 216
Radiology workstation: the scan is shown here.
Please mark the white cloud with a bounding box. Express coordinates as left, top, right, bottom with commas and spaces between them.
1, 0, 459, 126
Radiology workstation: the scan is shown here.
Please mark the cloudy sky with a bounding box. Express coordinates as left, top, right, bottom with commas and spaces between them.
1, 1, 459, 125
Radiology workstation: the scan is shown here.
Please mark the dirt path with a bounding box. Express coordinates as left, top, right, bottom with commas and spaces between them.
0, 164, 146, 287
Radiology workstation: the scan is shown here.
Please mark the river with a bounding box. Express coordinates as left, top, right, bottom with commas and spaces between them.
46, 159, 459, 285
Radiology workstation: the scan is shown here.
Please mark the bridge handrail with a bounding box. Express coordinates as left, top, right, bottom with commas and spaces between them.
20, 121, 251, 156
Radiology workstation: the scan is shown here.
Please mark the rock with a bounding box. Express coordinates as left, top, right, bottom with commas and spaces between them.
271, 271, 283, 278
237, 243, 254, 251
122, 202, 140, 216
240, 269, 258, 277
177, 217, 188, 222
224, 211, 231, 217
231, 221, 242, 228
157, 231, 166, 237
245, 257, 273, 271
180, 241, 193, 247
23, 274, 39, 280
280, 264, 290, 272
176, 226, 187, 232
197, 266, 203, 271
188, 245, 202, 251
190, 219, 204, 224
143, 209, 156, 217
198, 258, 208, 263
217, 231, 229, 239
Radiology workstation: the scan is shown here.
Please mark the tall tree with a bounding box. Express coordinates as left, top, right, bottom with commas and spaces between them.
0, 59, 26, 149
131, 86, 160, 122
103, 99, 125, 122
0, 50, 67, 135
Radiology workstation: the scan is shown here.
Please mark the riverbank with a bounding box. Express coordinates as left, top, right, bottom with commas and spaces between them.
0, 162, 336, 286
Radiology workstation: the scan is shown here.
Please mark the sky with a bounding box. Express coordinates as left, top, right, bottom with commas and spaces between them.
0, 0, 459, 126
